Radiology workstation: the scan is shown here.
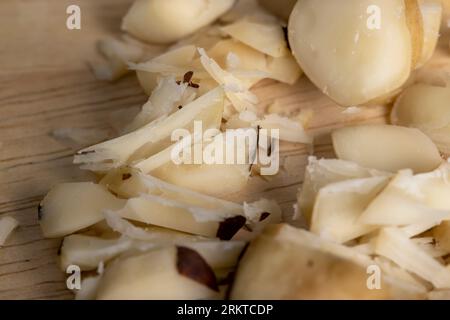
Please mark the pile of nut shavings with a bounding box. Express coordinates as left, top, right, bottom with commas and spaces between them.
35, 0, 450, 300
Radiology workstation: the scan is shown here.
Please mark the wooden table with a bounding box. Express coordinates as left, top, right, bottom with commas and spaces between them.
0, 0, 448, 299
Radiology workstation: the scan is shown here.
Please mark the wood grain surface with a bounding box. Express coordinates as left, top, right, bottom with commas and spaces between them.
0, 0, 449, 300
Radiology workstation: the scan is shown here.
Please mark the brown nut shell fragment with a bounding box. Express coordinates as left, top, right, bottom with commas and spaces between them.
216, 216, 247, 240
177, 246, 219, 291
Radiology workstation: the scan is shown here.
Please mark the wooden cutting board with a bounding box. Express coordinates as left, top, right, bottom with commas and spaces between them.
0, 0, 449, 299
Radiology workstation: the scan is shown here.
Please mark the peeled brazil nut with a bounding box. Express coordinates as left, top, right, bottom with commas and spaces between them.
288, 0, 418, 106
258, 0, 298, 21
122, 0, 236, 44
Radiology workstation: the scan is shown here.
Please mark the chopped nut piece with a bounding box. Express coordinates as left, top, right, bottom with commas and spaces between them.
311, 176, 389, 243
131, 45, 198, 94
258, 0, 297, 21
96, 246, 220, 299
39, 183, 125, 238
230, 224, 425, 299
332, 125, 443, 173
392, 84, 450, 154
298, 156, 390, 225
0, 216, 19, 246
375, 227, 450, 289
74, 88, 224, 171
122, 0, 236, 44
359, 163, 450, 226
220, 17, 288, 58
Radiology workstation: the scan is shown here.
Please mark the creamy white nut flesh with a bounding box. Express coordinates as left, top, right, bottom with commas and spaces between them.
99, 174, 248, 239
392, 84, 450, 153
133, 130, 252, 196
124, 76, 198, 133
417, 0, 443, 67
198, 48, 258, 112
103, 212, 249, 269
310, 176, 389, 244
101, 170, 245, 214
288, 0, 414, 106
74, 87, 224, 172
298, 157, 390, 225
96, 246, 220, 299
375, 227, 450, 289
60, 235, 134, 271
392, 84, 450, 130
114, 196, 247, 239
258, 0, 298, 21
359, 163, 450, 226
131, 45, 198, 95
60, 233, 246, 271
332, 125, 443, 173
0, 216, 19, 246
149, 162, 251, 197
230, 224, 426, 299
220, 18, 289, 58
202, 38, 302, 85
38, 183, 126, 238
122, 0, 236, 44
